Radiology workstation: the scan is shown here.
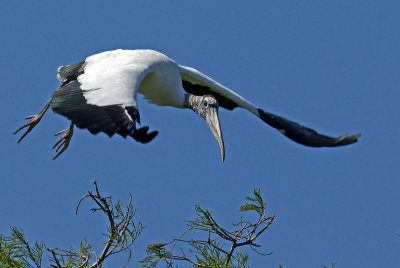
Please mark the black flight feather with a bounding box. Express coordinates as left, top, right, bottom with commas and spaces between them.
258, 108, 361, 147
51, 80, 158, 143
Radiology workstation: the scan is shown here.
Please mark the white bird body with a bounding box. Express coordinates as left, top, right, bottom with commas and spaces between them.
15, 49, 361, 160
77, 49, 186, 109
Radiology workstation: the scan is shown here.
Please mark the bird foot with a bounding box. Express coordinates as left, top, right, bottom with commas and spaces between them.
14, 102, 51, 143
14, 115, 45, 143
52, 123, 74, 160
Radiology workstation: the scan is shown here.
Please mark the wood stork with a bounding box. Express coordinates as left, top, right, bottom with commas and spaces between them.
14, 49, 361, 161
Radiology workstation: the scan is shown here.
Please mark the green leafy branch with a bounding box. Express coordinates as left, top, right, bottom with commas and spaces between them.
0, 181, 143, 268
141, 188, 275, 268
0, 226, 44, 268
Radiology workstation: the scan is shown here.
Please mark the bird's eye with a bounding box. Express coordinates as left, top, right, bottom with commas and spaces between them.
203, 101, 208, 107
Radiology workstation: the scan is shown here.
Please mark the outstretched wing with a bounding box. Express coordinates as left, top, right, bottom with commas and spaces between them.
51, 50, 158, 143
178, 65, 361, 147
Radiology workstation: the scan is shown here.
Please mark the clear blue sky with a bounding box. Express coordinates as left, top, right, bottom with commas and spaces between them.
1, 1, 399, 267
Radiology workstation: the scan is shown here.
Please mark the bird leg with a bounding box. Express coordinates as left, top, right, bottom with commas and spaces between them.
14, 100, 51, 143
52, 122, 74, 160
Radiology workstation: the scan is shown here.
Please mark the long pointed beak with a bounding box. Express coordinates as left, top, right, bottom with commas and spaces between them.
205, 107, 225, 162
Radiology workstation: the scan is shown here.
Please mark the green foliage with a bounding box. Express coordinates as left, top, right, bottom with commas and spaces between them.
191, 242, 249, 268
0, 181, 142, 268
0, 182, 337, 267
47, 240, 94, 268
141, 188, 275, 268
239, 188, 265, 216
0, 227, 44, 268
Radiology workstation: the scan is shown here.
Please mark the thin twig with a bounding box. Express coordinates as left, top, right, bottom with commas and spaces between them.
47, 248, 63, 268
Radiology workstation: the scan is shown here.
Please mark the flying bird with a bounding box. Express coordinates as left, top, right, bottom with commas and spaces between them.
14, 49, 361, 161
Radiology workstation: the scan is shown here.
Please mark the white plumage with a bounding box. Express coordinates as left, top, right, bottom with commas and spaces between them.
80, 49, 186, 108
15, 49, 361, 161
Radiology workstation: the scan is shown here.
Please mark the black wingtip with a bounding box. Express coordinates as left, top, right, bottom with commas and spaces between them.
257, 108, 361, 148
326, 133, 361, 147
130, 126, 159, 144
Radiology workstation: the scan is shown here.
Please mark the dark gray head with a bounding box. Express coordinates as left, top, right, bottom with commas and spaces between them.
185, 94, 225, 162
